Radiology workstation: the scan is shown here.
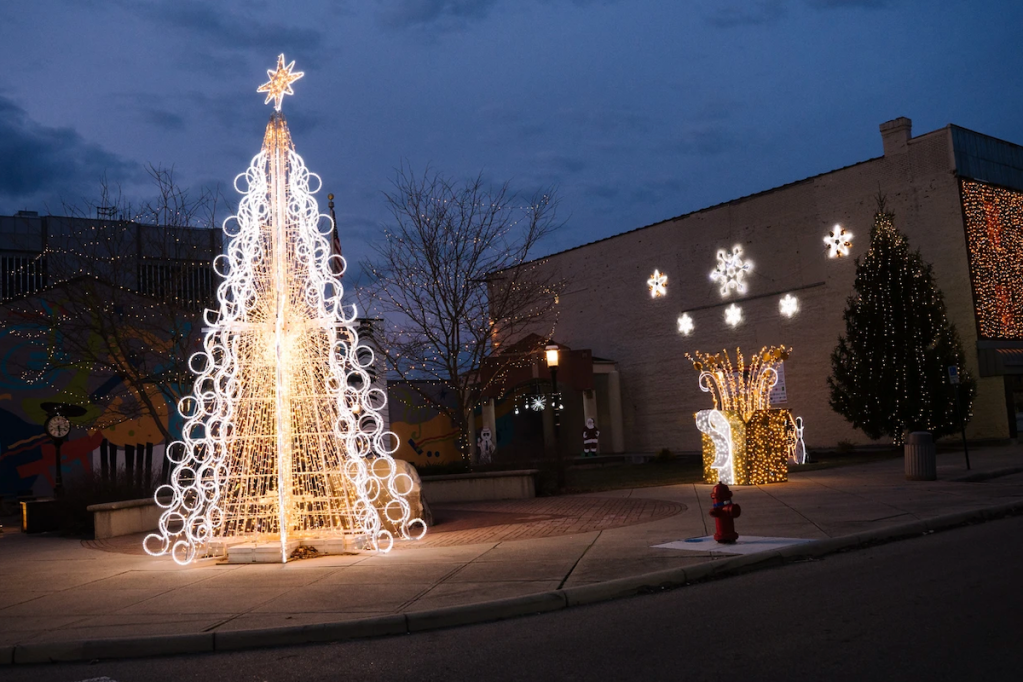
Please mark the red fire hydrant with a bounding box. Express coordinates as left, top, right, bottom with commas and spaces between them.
709, 481, 741, 543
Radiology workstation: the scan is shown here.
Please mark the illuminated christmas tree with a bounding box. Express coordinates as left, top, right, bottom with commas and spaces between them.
829, 199, 975, 444
145, 55, 426, 564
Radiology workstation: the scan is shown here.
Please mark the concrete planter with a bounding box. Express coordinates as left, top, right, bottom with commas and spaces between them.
420, 470, 539, 503
87, 497, 169, 540
86, 467, 524, 540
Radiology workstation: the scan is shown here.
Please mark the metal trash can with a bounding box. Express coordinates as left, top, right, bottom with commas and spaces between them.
21, 499, 59, 533
904, 431, 936, 481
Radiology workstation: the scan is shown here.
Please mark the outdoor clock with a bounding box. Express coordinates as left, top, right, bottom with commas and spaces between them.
45, 415, 71, 439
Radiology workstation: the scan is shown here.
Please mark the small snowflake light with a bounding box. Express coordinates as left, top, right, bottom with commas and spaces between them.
824, 224, 852, 258
678, 313, 694, 336
709, 246, 752, 297
724, 303, 743, 327
530, 395, 547, 412
647, 269, 667, 298
779, 293, 799, 317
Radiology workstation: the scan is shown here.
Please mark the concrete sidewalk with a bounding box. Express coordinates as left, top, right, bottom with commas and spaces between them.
1, 444, 1020, 662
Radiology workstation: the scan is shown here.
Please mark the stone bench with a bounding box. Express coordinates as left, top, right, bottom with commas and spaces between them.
420, 469, 539, 503
84, 464, 520, 540
87, 497, 169, 540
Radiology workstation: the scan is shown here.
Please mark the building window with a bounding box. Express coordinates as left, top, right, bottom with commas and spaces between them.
0, 252, 47, 301
137, 260, 214, 309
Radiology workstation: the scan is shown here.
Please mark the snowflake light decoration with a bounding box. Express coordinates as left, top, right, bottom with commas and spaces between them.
530, 395, 547, 412
824, 224, 852, 258
779, 294, 799, 317
647, 269, 667, 298
677, 313, 694, 336
724, 303, 743, 327
709, 246, 752, 297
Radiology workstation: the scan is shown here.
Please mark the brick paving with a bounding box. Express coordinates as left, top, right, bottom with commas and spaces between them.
400, 497, 686, 549
83, 496, 686, 555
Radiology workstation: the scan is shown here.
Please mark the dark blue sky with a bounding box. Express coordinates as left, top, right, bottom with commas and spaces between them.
2, 0, 1022, 270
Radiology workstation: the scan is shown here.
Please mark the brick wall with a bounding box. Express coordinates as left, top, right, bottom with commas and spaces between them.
523, 124, 1009, 452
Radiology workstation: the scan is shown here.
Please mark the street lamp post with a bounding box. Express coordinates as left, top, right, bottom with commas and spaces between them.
546, 344, 563, 489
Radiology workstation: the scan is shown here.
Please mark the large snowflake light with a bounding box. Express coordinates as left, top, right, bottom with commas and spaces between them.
709, 246, 751, 297
145, 55, 425, 565
824, 224, 852, 258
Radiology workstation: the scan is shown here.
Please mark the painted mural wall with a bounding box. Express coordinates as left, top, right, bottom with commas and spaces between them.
0, 289, 193, 497
388, 381, 462, 466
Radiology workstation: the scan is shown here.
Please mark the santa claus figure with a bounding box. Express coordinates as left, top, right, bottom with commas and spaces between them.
477, 427, 495, 465
582, 418, 600, 457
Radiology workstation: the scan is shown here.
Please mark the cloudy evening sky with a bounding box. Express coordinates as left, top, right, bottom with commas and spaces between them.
2, 0, 1022, 273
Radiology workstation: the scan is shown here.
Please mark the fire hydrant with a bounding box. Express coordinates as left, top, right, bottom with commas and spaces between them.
709, 481, 741, 543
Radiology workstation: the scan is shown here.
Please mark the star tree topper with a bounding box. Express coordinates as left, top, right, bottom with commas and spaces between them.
258, 54, 304, 110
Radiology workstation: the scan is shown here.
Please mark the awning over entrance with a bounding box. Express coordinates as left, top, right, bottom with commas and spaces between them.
977, 341, 1023, 376
478, 333, 593, 399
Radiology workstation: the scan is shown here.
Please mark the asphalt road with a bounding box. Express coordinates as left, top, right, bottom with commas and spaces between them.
12, 514, 1023, 682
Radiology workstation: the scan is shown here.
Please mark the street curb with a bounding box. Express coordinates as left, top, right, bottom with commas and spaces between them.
4, 499, 1023, 665
949, 466, 1023, 483
406, 591, 567, 632
13, 632, 214, 664
214, 614, 407, 651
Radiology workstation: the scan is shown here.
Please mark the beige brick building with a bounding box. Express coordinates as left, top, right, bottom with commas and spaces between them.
520, 118, 1023, 453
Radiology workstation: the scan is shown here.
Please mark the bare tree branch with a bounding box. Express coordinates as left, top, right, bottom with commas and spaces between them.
6, 171, 220, 444
362, 164, 564, 462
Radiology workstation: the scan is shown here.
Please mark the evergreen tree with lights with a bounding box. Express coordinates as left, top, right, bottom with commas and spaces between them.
145, 55, 425, 564
829, 198, 976, 444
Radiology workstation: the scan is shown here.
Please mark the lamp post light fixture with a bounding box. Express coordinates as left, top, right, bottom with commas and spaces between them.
545, 343, 565, 489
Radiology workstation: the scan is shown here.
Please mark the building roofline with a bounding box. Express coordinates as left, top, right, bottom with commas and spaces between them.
515, 153, 880, 268
514, 121, 992, 268
949, 123, 1023, 151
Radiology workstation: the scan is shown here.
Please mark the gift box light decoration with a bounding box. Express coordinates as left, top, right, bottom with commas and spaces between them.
689, 346, 792, 485
709, 245, 752, 297
144, 55, 426, 565
786, 413, 808, 465
825, 224, 853, 258
647, 269, 668, 298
